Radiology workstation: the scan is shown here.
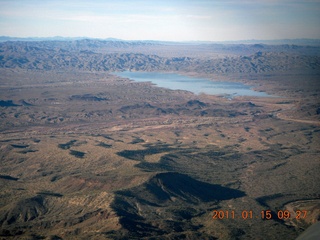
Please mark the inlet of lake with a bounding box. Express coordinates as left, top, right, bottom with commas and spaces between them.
113, 71, 272, 97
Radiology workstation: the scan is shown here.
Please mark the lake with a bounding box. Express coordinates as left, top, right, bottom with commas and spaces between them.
113, 71, 272, 97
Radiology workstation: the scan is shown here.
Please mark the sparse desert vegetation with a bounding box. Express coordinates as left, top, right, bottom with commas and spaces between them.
0, 39, 319, 239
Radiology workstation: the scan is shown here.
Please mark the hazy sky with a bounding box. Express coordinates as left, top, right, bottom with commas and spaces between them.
1, 0, 320, 41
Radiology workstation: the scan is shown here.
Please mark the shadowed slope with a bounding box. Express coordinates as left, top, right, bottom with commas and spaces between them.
110, 172, 245, 238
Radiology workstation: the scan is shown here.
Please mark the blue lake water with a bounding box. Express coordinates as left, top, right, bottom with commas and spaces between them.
113, 71, 272, 97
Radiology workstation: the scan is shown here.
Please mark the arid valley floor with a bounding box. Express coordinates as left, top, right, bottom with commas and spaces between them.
0, 40, 319, 239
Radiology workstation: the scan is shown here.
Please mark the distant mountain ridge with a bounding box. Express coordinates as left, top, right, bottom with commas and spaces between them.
1, 39, 319, 74
1, 36, 320, 46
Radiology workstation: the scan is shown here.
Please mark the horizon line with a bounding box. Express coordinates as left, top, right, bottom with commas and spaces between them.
1, 36, 320, 43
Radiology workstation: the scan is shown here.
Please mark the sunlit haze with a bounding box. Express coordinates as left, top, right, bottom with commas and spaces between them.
1, 0, 320, 41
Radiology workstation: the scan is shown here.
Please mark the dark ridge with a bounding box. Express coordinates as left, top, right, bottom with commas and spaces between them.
97, 142, 112, 148
256, 193, 285, 208
231, 101, 257, 108
130, 138, 145, 144
276, 101, 294, 104
58, 140, 77, 150
69, 94, 108, 101
0, 175, 19, 181
270, 162, 287, 170
49, 235, 63, 240
186, 100, 207, 108
136, 154, 179, 172
30, 234, 46, 239
117, 145, 173, 161
11, 144, 29, 149
69, 150, 85, 158
18, 149, 38, 154
0, 100, 20, 107
37, 191, 63, 197
18, 100, 33, 106
50, 175, 62, 182
253, 44, 265, 48
118, 218, 166, 238
101, 134, 113, 140
141, 172, 246, 203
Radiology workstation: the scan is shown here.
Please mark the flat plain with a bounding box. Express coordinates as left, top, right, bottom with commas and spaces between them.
0, 40, 319, 239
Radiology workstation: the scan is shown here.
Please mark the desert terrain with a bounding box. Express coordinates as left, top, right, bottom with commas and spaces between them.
0, 39, 319, 239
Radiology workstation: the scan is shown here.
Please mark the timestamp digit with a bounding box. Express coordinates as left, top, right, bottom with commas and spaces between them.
278, 210, 290, 219
283, 210, 290, 219
212, 210, 218, 219
296, 210, 307, 219
261, 210, 272, 220
231, 210, 235, 219
218, 210, 224, 219
225, 210, 235, 219
242, 210, 253, 219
